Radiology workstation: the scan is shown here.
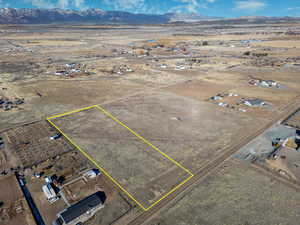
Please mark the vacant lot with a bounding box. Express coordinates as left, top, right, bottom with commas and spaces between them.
253, 40, 300, 48
23, 40, 85, 46
51, 106, 192, 209
164, 79, 237, 101
146, 159, 300, 225
0, 78, 145, 130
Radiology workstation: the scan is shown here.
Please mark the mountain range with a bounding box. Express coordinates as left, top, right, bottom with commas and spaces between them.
0, 8, 216, 24
0, 8, 299, 25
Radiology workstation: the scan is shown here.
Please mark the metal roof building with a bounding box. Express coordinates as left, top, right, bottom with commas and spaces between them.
244, 99, 265, 107
53, 191, 105, 225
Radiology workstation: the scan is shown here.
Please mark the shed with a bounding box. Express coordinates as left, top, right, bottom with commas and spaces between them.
244, 99, 265, 107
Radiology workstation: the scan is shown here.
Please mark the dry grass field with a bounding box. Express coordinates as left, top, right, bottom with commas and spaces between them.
146, 159, 300, 225
23, 40, 85, 46
51, 105, 192, 209
1, 22, 300, 225
253, 40, 300, 48
0, 176, 35, 225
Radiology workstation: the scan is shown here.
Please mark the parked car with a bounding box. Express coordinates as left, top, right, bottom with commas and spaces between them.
50, 133, 61, 140
0, 137, 4, 148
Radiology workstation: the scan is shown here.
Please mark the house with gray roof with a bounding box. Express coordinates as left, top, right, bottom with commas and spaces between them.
52, 191, 105, 225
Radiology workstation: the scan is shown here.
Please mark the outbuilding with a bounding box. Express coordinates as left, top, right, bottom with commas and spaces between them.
244, 99, 265, 107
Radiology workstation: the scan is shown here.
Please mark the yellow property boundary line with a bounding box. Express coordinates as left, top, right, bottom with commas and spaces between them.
47, 105, 194, 211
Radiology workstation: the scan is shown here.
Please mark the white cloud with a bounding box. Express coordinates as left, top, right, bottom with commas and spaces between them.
207, 0, 215, 3
286, 7, 300, 11
25, 0, 55, 8
235, 1, 266, 11
57, 0, 70, 9
75, 0, 85, 8
170, 0, 206, 13
185, 0, 199, 13
103, 0, 145, 11
103, 0, 166, 15
24, 0, 89, 9
136, 3, 162, 14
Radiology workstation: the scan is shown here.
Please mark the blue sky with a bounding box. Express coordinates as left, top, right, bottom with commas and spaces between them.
0, 0, 299, 17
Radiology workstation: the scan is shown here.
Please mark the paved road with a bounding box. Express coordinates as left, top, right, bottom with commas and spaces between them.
16, 173, 46, 225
